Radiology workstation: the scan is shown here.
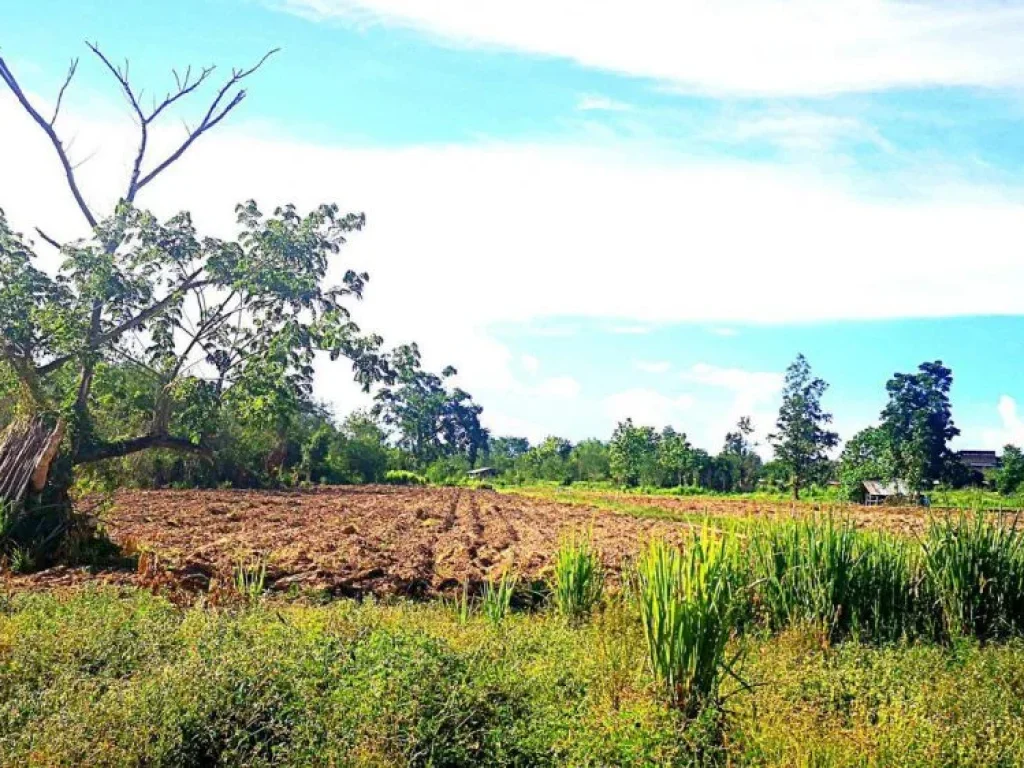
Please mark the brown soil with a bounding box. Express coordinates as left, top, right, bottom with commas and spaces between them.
0, 486, 971, 597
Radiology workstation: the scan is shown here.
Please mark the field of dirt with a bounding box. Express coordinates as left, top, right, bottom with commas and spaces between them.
5, 486, 699, 597
567, 491, 937, 537
2, 486, 975, 597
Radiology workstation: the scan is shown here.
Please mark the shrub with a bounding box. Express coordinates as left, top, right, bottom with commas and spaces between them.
383, 469, 427, 486
553, 533, 604, 620
635, 534, 740, 716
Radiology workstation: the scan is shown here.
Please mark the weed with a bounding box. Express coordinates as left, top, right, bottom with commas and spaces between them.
553, 532, 604, 620
636, 533, 740, 716
482, 570, 516, 623
233, 555, 267, 604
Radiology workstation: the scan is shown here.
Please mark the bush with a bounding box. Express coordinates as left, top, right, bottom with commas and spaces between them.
383, 469, 427, 486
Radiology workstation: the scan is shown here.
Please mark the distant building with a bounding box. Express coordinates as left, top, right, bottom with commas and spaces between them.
467, 467, 497, 478
957, 450, 1000, 473
860, 480, 924, 506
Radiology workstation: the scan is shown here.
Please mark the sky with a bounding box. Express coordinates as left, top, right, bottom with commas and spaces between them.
3, 0, 1024, 455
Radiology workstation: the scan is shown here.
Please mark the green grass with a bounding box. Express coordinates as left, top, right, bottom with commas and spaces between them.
552, 532, 604, 620
5, 589, 1024, 766
635, 533, 741, 716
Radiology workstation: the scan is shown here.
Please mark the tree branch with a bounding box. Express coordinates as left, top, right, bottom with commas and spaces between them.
0, 54, 96, 228
50, 58, 78, 126
134, 48, 278, 194
75, 433, 210, 465
34, 227, 62, 250
35, 268, 209, 377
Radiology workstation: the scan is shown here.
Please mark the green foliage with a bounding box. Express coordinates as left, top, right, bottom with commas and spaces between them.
746, 517, 924, 642
635, 534, 739, 715
997, 444, 1024, 496
233, 555, 267, 604
609, 419, 660, 487
383, 469, 427, 486
552, 533, 604, 620
881, 361, 960, 490
373, 343, 488, 466
768, 354, 839, 499
922, 513, 1024, 640
481, 571, 517, 623
838, 426, 895, 500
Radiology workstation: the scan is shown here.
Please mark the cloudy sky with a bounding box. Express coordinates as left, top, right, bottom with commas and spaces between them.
4, 0, 1024, 453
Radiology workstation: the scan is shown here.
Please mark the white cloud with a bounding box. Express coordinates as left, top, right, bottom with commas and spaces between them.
603, 388, 695, 429
277, 0, 1024, 96
532, 376, 582, 399
980, 396, 1024, 449
610, 325, 654, 335
722, 111, 894, 154
520, 354, 540, 374
635, 360, 671, 374
576, 94, 633, 113
680, 364, 785, 454
710, 327, 739, 338
7, 97, 1024, 445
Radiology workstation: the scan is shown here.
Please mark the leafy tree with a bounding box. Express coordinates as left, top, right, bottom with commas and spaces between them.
0, 45, 395, 548
656, 426, 692, 487
486, 436, 530, 475
372, 343, 488, 466
520, 436, 573, 482
569, 438, 611, 482
768, 354, 839, 499
880, 361, 960, 491
720, 416, 762, 492
996, 445, 1024, 496
609, 419, 659, 487
837, 426, 894, 499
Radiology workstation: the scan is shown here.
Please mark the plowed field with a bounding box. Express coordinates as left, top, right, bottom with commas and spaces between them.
2, 486, 959, 597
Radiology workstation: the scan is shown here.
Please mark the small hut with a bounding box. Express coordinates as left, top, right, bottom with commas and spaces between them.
467, 467, 497, 479
861, 480, 923, 506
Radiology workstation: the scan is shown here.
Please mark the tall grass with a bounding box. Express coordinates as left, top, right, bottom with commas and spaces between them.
553, 532, 604, 620
922, 513, 1024, 639
635, 533, 740, 715
482, 570, 517, 623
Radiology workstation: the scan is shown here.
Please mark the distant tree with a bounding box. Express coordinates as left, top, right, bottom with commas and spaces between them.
880, 361, 960, 491
570, 438, 611, 482
720, 416, 762, 492
837, 426, 894, 499
609, 419, 659, 487
372, 343, 488, 466
487, 436, 531, 474
656, 426, 692, 487
768, 354, 839, 499
996, 445, 1024, 496
519, 436, 573, 482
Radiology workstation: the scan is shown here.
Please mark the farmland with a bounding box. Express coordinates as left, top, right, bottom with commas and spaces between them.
5, 485, 949, 595
4, 487, 1024, 765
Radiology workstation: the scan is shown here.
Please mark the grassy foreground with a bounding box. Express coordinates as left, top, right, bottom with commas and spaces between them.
2, 588, 1024, 766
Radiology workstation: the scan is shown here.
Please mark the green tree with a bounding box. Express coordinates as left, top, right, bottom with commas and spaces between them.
837, 426, 894, 499
768, 354, 838, 499
569, 439, 611, 482
996, 445, 1024, 496
880, 361, 960, 491
372, 343, 488, 466
0, 45, 395, 547
520, 436, 573, 482
656, 426, 692, 487
720, 416, 762, 492
609, 419, 659, 487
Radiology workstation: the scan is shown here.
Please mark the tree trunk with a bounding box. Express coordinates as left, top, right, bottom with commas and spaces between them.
0, 416, 65, 509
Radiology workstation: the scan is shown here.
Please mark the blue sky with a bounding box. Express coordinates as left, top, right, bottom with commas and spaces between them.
4, 0, 1024, 453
